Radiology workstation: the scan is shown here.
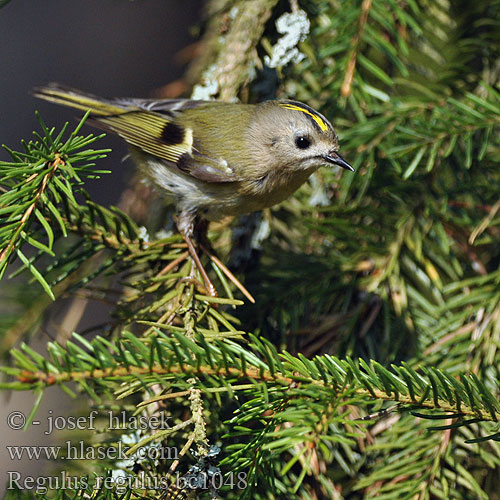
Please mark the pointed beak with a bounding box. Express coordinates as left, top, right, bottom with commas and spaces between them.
323, 152, 355, 172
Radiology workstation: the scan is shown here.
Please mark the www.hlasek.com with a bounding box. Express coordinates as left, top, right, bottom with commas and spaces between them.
7, 471, 249, 495
6, 440, 177, 461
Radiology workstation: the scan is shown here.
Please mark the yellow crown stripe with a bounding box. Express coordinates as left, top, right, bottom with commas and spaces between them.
279, 103, 329, 132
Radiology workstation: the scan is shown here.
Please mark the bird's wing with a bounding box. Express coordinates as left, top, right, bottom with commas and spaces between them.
94, 109, 239, 182
33, 84, 239, 183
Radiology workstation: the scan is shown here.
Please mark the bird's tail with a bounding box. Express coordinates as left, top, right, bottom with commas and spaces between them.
33, 84, 126, 116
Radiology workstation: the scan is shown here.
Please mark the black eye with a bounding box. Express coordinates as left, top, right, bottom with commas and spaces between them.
295, 136, 311, 149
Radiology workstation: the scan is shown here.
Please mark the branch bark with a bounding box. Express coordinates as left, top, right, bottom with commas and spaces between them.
188, 0, 280, 101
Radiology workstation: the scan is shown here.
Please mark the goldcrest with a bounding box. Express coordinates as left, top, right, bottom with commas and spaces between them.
34, 85, 353, 240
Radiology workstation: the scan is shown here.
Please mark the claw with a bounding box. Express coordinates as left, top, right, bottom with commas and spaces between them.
178, 276, 212, 297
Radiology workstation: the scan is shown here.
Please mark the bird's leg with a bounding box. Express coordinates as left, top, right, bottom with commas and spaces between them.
177, 211, 255, 302
178, 212, 217, 297
195, 219, 256, 304
183, 231, 218, 297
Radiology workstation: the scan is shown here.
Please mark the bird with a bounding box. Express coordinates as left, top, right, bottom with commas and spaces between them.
34, 84, 354, 300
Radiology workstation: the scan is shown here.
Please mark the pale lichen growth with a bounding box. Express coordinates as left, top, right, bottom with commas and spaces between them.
228, 4, 239, 20
154, 228, 174, 240
137, 226, 150, 243
191, 64, 220, 100
264, 10, 310, 69
308, 172, 330, 207
250, 217, 271, 250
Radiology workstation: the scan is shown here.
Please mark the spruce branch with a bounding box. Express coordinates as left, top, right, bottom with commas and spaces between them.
4, 331, 499, 427
0, 112, 110, 294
